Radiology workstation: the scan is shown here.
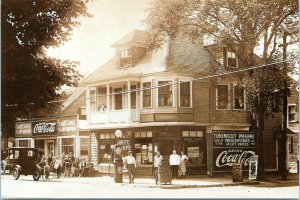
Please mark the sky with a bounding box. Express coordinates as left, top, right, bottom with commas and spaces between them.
46, 0, 152, 78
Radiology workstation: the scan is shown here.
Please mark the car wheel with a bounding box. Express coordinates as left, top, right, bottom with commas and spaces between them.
33, 170, 40, 181
12, 167, 20, 180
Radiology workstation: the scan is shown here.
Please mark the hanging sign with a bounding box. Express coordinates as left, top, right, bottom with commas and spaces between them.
249, 155, 258, 179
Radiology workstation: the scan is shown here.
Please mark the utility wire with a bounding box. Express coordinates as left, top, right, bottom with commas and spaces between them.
4, 58, 296, 107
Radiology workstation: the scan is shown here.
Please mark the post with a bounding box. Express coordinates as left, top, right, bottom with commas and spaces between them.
281, 31, 288, 181
127, 81, 131, 122
114, 130, 123, 183
106, 83, 110, 123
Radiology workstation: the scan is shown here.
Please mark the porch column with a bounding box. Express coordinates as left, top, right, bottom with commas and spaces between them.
106, 83, 110, 123
86, 87, 90, 122
127, 81, 132, 122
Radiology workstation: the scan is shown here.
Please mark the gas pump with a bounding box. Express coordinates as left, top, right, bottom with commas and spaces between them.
114, 130, 123, 183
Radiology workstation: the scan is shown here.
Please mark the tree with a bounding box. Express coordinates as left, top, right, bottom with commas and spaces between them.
145, 0, 298, 180
1, 0, 89, 138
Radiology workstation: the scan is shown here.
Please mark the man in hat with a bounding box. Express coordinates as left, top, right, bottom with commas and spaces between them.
123, 151, 136, 183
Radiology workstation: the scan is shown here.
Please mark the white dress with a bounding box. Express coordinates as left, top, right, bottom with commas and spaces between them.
179, 155, 189, 175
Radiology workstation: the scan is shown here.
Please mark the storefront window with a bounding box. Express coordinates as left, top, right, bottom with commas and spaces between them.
217, 85, 229, 109
18, 139, 30, 147
134, 131, 154, 165
158, 81, 173, 107
180, 81, 191, 107
142, 82, 151, 108
61, 138, 75, 155
182, 131, 205, 166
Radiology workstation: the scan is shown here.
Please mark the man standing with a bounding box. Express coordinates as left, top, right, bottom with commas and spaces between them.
169, 150, 180, 179
123, 151, 136, 183
153, 151, 163, 185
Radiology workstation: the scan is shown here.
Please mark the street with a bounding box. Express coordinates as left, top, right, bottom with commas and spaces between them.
1, 175, 299, 199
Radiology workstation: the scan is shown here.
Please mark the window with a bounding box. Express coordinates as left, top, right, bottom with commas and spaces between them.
217, 85, 229, 109
182, 131, 203, 137
288, 136, 293, 153
90, 87, 96, 112
114, 88, 123, 110
233, 85, 245, 110
131, 85, 136, 109
180, 81, 191, 107
61, 138, 75, 155
97, 87, 107, 112
142, 82, 151, 108
228, 52, 238, 68
18, 140, 30, 147
120, 49, 131, 67
27, 150, 35, 157
80, 137, 89, 156
288, 105, 298, 122
158, 81, 173, 107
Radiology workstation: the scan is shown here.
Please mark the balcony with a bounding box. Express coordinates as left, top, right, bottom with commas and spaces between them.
90, 109, 138, 124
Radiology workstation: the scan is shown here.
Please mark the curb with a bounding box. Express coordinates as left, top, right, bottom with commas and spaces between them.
126, 181, 260, 189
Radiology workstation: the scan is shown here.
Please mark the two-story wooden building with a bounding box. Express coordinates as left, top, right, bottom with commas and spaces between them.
78, 29, 259, 176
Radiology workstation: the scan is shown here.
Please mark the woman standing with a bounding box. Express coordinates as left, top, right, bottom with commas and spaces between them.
179, 151, 189, 178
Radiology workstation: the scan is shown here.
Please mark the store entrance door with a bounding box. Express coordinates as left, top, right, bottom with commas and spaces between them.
158, 139, 182, 157
46, 141, 55, 157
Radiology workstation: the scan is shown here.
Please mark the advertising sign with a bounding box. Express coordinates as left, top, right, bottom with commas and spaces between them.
232, 163, 243, 182
188, 147, 200, 158
249, 155, 258, 179
58, 118, 77, 134
212, 131, 255, 172
16, 123, 32, 136
32, 121, 57, 134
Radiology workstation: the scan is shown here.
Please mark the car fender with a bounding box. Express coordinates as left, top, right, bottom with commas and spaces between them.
15, 165, 22, 172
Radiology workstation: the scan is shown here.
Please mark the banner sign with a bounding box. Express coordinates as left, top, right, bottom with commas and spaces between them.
249, 155, 258, 179
212, 131, 255, 172
32, 121, 57, 134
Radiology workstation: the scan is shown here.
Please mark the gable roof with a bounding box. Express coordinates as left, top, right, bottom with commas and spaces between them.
61, 87, 86, 111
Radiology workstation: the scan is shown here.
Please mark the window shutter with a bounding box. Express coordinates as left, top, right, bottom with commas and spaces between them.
223, 47, 227, 67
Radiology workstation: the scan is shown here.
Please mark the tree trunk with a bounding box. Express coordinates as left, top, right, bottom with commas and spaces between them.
256, 110, 265, 181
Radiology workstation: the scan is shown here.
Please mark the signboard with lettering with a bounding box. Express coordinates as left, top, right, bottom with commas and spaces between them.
249, 155, 258, 179
212, 131, 255, 172
58, 118, 77, 135
16, 122, 32, 136
32, 121, 57, 135
90, 133, 98, 170
232, 163, 243, 182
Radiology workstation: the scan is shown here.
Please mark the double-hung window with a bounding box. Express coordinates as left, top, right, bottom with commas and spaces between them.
180, 81, 191, 107
227, 52, 238, 68
233, 85, 245, 110
142, 82, 151, 108
217, 85, 229, 109
158, 81, 173, 107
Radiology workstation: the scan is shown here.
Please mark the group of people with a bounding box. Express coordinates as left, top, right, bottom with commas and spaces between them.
121, 149, 189, 185
38, 152, 88, 179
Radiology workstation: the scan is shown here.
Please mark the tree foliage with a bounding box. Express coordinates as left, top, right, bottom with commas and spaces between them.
2, 0, 89, 136
145, 0, 298, 179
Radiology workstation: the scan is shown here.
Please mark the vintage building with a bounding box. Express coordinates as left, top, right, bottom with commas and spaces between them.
79, 29, 276, 176
14, 87, 90, 161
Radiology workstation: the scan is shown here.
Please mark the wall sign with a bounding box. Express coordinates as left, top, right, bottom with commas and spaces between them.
58, 118, 77, 134
188, 147, 199, 158
32, 121, 57, 134
140, 113, 193, 122
90, 133, 98, 170
16, 123, 32, 136
233, 163, 243, 182
212, 131, 255, 172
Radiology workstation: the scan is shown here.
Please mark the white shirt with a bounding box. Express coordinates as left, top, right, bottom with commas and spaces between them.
169, 154, 180, 165
154, 155, 163, 167
124, 155, 136, 167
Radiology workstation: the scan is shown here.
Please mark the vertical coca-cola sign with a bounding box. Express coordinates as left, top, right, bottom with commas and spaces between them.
212, 131, 255, 172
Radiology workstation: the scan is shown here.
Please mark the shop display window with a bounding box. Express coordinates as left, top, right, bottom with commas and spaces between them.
80, 137, 89, 156
61, 138, 75, 155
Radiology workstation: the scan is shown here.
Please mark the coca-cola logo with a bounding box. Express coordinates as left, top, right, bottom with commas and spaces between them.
216, 150, 255, 167
33, 122, 57, 134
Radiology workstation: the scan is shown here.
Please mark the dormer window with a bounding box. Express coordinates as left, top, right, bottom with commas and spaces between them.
227, 51, 238, 68
120, 48, 131, 67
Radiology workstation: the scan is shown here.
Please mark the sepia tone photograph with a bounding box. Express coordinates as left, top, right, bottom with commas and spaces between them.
1, 0, 299, 199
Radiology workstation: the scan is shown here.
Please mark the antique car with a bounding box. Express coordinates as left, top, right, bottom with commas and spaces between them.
6, 147, 42, 181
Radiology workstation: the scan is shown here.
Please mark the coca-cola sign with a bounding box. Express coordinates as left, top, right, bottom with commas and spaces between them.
212, 131, 255, 172
32, 121, 57, 134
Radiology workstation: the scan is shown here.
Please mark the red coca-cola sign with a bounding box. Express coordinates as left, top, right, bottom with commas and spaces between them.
213, 131, 255, 172
32, 121, 57, 134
